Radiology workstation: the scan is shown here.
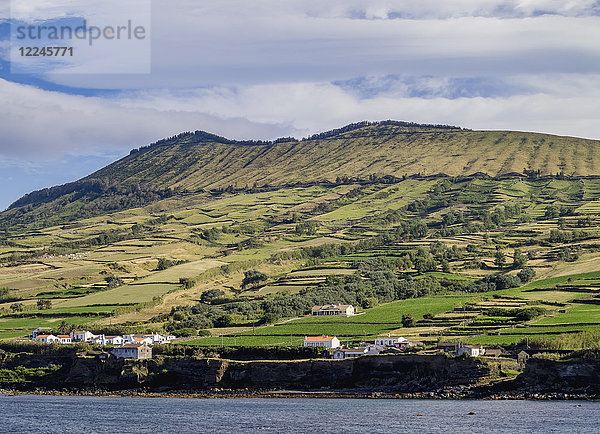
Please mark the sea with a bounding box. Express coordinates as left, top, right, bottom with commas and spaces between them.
0, 395, 597, 433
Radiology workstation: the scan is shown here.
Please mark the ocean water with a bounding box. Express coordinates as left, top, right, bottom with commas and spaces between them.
0, 395, 597, 433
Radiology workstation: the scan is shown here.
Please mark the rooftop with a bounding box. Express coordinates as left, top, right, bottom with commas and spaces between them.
304, 336, 337, 342
115, 344, 147, 349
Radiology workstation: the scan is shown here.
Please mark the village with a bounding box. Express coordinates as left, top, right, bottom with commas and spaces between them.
27, 304, 501, 361
31, 327, 175, 360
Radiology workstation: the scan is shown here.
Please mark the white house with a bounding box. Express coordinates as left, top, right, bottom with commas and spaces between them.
311, 305, 355, 316
132, 336, 154, 345
71, 331, 95, 342
90, 335, 105, 344
105, 335, 124, 345
303, 336, 341, 348
332, 346, 381, 359
374, 336, 410, 349
458, 345, 486, 357
34, 334, 58, 343
32, 327, 52, 338
56, 335, 72, 344
110, 344, 152, 359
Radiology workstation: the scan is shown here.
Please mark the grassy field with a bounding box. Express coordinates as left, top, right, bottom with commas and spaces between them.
4, 145, 600, 349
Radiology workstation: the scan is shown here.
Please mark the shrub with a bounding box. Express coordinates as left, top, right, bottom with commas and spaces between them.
517, 267, 536, 283
200, 289, 225, 304
402, 313, 416, 328
172, 328, 198, 337
179, 278, 195, 289
36, 299, 52, 310
104, 275, 123, 288
242, 270, 268, 289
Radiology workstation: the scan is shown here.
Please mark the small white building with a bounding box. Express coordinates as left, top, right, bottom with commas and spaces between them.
458, 345, 486, 357
303, 335, 341, 348
90, 335, 104, 344
32, 327, 52, 338
71, 331, 95, 342
332, 346, 381, 359
374, 336, 410, 349
110, 344, 152, 359
132, 336, 154, 345
105, 335, 124, 345
56, 335, 72, 344
34, 334, 58, 343
311, 305, 355, 316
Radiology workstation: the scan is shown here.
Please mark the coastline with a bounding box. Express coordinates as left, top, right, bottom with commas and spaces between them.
2, 388, 598, 401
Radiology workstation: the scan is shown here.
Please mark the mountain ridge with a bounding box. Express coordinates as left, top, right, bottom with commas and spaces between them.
3, 120, 600, 230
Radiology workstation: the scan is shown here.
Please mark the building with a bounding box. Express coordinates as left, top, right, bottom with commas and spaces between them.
71, 331, 95, 342
34, 334, 58, 343
132, 336, 154, 345
56, 335, 72, 344
311, 305, 355, 316
437, 342, 458, 353
110, 344, 152, 359
374, 336, 410, 349
332, 346, 380, 359
457, 345, 486, 357
485, 348, 503, 358
91, 335, 124, 345
32, 328, 173, 346
96, 351, 114, 360
32, 327, 52, 338
303, 336, 341, 348
105, 335, 124, 345
517, 350, 530, 366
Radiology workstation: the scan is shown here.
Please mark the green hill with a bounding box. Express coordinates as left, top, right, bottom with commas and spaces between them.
2, 121, 600, 349
80, 122, 600, 188
3, 120, 600, 230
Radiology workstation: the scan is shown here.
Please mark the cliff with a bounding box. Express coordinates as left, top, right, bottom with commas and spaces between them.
1, 353, 489, 393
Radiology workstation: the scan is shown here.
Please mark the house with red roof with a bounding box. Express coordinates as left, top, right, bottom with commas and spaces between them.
303, 335, 341, 348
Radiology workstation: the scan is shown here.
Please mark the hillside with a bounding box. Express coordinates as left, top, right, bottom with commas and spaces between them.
83, 122, 600, 189
3, 120, 600, 231
2, 119, 600, 353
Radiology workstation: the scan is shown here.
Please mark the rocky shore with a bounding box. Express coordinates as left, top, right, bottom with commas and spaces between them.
1, 386, 598, 401
1, 350, 598, 400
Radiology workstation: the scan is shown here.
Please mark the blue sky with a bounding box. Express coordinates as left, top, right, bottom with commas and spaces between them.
1, 0, 600, 210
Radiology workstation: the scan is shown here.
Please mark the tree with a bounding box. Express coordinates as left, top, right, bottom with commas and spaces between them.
513, 249, 527, 269
156, 258, 173, 270
179, 278, 195, 289
37, 299, 52, 310
295, 221, 318, 236
171, 327, 197, 337
105, 275, 123, 288
402, 313, 416, 328
57, 320, 74, 334
517, 267, 536, 283
10, 303, 23, 313
494, 249, 506, 269
241, 270, 268, 289
200, 289, 225, 304
260, 312, 280, 324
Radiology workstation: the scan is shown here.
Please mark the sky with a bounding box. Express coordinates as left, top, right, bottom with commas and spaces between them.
1, 0, 600, 210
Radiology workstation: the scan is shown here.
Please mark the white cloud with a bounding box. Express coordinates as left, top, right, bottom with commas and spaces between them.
27, 3, 599, 90
2, 0, 600, 163
115, 75, 600, 140
0, 78, 294, 158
